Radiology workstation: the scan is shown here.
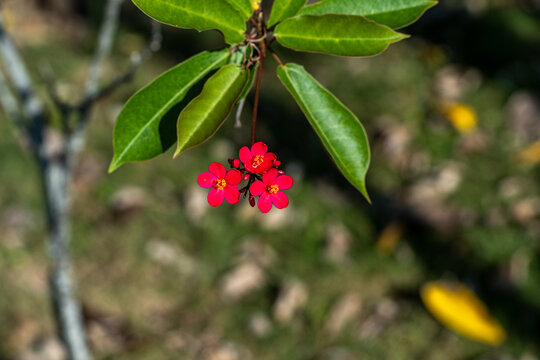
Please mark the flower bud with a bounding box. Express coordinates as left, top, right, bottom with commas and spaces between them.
228, 158, 234, 167
278, 170, 285, 175
249, 195, 256, 207
273, 160, 281, 167
232, 159, 241, 168
243, 173, 251, 181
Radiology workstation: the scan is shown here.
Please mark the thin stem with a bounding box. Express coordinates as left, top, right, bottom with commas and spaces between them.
250, 9, 266, 146
267, 46, 284, 66
250, 50, 264, 146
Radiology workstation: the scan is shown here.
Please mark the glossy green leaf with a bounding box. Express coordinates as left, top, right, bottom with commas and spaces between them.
299, 0, 437, 29
274, 14, 407, 56
109, 49, 229, 172
277, 63, 371, 201
131, 0, 246, 44
268, 0, 307, 27
174, 64, 248, 157
225, 0, 253, 21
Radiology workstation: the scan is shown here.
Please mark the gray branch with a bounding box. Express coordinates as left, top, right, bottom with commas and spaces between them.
0, 68, 23, 127
0, 3, 160, 358
69, 0, 125, 157
0, 10, 91, 360
0, 13, 46, 155
84, 0, 124, 98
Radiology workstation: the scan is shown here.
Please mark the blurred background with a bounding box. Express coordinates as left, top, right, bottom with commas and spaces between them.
1, 0, 540, 359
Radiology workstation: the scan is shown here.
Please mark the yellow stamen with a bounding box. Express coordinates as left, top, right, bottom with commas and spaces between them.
267, 184, 279, 194
251, 1, 260, 10
215, 179, 227, 190
252, 155, 264, 168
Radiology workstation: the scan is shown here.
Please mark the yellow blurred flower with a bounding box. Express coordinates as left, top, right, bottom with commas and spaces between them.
421, 281, 506, 346
517, 140, 540, 166
376, 223, 404, 255
440, 102, 478, 133
251, 1, 261, 10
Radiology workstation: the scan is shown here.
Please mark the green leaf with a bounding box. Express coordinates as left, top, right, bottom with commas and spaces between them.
109, 49, 229, 173
225, 0, 253, 21
267, 0, 307, 28
274, 14, 407, 57
174, 64, 248, 157
277, 63, 371, 201
299, 0, 437, 29
131, 0, 246, 44
239, 63, 258, 100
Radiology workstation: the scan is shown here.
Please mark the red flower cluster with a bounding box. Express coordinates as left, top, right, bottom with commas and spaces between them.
197, 142, 293, 213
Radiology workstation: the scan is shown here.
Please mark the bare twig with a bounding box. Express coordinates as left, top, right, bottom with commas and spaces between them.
0, 13, 46, 153
0, 10, 90, 360
0, 68, 23, 127
68, 0, 124, 157
84, 0, 124, 97
0, 3, 161, 358
250, 10, 266, 145
69, 17, 161, 157
74, 20, 162, 113
267, 45, 284, 66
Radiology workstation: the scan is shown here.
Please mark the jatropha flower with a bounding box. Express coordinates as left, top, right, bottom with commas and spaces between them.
239, 142, 277, 174
197, 162, 242, 207
197, 142, 293, 212
249, 168, 293, 213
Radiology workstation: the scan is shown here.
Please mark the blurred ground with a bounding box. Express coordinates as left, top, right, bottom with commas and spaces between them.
0, 0, 540, 359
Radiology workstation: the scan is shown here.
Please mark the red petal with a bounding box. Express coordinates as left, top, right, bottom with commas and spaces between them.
208, 162, 226, 178
250, 180, 265, 196
197, 172, 217, 188
263, 168, 278, 184
258, 152, 276, 172
239, 146, 252, 164
272, 191, 289, 209
225, 169, 242, 185
251, 142, 267, 156
208, 188, 225, 207
258, 192, 273, 213
275, 175, 293, 190
224, 185, 240, 204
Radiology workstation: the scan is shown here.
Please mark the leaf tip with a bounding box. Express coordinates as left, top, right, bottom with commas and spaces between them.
360, 186, 372, 205
396, 32, 411, 41
108, 159, 121, 174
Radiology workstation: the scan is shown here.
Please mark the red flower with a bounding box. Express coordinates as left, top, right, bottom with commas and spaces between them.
249, 168, 293, 213
239, 142, 277, 174
197, 162, 242, 207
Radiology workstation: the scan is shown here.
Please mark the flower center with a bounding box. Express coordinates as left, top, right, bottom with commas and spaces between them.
215, 179, 227, 190
251, 155, 264, 168
266, 184, 279, 194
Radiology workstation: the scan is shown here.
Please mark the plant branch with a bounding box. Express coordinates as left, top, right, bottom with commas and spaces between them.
67, 0, 124, 158
84, 0, 124, 98
0, 9, 91, 360
267, 45, 284, 66
250, 42, 265, 145
0, 68, 24, 129
0, 13, 46, 154
74, 21, 162, 113
250, 10, 266, 146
